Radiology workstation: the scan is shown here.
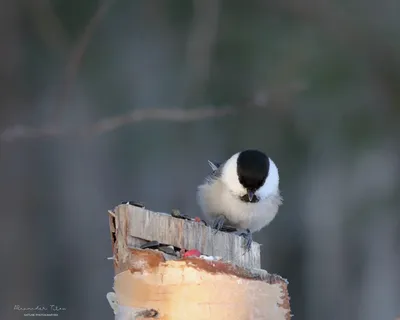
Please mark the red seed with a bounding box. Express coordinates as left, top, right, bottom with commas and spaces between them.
183, 249, 201, 257
194, 217, 201, 222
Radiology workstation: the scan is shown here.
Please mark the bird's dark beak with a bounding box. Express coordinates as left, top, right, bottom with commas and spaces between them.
247, 190, 254, 202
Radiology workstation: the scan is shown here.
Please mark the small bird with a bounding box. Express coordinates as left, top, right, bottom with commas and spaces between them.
197, 149, 282, 250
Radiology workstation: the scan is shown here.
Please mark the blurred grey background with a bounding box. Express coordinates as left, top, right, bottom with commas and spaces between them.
1, 0, 400, 319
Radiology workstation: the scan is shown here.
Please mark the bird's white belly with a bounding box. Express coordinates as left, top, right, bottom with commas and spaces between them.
197, 180, 280, 232
219, 192, 278, 232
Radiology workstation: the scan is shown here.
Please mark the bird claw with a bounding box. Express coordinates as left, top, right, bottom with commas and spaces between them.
234, 228, 252, 251
211, 215, 226, 234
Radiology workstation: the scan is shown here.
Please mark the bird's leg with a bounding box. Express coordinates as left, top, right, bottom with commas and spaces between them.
211, 215, 227, 234
234, 228, 253, 251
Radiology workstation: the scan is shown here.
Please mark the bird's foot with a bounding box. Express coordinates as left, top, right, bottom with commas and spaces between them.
234, 228, 252, 251
211, 215, 227, 234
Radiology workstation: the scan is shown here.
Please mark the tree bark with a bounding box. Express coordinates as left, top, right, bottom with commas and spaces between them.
107, 204, 291, 320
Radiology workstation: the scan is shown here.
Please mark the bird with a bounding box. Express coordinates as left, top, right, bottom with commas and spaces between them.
196, 149, 282, 250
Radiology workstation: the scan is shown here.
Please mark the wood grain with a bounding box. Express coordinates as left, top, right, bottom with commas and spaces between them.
113, 203, 261, 269
108, 203, 291, 320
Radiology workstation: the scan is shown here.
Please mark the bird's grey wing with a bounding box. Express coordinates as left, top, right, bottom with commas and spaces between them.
205, 161, 225, 183
207, 160, 222, 172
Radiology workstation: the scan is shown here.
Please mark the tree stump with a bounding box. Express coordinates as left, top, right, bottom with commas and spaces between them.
107, 203, 291, 320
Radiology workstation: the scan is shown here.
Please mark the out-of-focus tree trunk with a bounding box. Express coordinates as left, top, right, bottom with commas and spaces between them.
358, 215, 400, 320
303, 142, 347, 320
56, 101, 113, 318
0, 2, 36, 319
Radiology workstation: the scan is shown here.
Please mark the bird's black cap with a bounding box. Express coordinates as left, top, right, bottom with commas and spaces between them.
236, 149, 269, 192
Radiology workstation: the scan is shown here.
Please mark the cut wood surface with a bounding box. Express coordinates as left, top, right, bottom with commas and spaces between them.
107, 203, 291, 320
111, 203, 261, 269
